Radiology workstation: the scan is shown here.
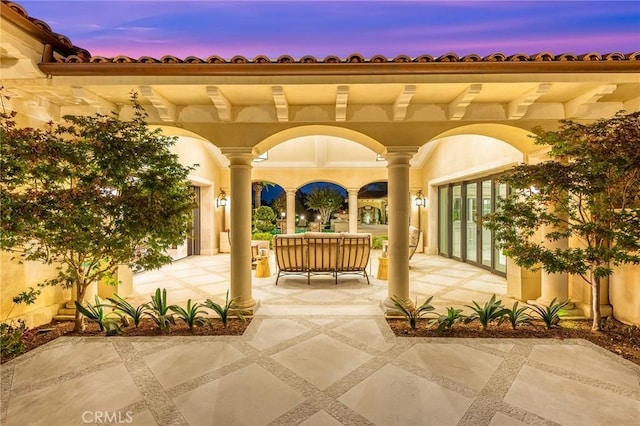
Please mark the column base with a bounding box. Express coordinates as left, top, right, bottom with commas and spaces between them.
381, 297, 414, 317
233, 297, 259, 316
574, 302, 613, 319
533, 296, 575, 310
529, 298, 584, 317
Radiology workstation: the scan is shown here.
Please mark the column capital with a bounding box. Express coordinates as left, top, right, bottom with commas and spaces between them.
383, 146, 418, 165
284, 188, 297, 195
221, 147, 256, 165
347, 188, 360, 195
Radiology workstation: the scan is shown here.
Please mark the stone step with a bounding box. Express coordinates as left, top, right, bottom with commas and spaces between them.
57, 308, 76, 316
53, 315, 75, 322
64, 301, 76, 309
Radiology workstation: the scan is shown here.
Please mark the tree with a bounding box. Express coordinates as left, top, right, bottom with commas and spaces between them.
271, 192, 286, 217
304, 186, 345, 224
271, 191, 304, 219
253, 205, 276, 232
484, 111, 640, 331
0, 93, 197, 331
252, 181, 275, 209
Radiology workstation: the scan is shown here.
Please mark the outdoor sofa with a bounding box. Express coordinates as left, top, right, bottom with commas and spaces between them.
273, 232, 371, 285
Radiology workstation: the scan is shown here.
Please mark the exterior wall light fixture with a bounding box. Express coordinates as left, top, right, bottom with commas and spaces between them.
216, 190, 228, 208
414, 190, 425, 207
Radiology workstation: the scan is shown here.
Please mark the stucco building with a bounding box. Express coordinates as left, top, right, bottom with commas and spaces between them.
1, 1, 639, 326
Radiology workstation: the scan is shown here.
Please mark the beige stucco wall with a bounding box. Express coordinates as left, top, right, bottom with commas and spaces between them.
610, 264, 640, 325
168, 134, 224, 254
0, 252, 70, 328
421, 134, 524, 254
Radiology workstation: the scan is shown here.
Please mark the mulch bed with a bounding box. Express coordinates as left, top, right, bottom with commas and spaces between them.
0, 317, 250, 364
3, 316, 638, 367
387, 317, 640, 366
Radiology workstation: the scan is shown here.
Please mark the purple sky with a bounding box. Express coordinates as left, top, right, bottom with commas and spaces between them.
16, 1, 640, 59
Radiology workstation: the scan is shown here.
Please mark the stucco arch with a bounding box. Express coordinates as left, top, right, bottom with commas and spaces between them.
150, 124, 212, 143
252, 168, 389, 192
297, 179, 348, 191
426, 123, 536, 154
254, 125, 385, 155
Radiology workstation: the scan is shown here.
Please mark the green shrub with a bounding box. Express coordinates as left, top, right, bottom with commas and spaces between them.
505, 301, 531, 330
253, 206, 276, 232
464, 294, 510, 330
0, 320, 27, 357
528, 298, 569, 330
144, 288, 177, 332
170, 299, 209, 330
431, 307, 465, 333
75, 296, 121, 335
106, 293, 146, 327
204, 290, 247, 328
372, 235, 388, 249
391, 295, 436, 329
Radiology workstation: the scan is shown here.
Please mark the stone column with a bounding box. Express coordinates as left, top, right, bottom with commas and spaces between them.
535, 215, 579, 313
383, 148, 417, 311
285, 188, 296, 234
348, 188, 359, 233
537, 233, 569, 305
221, 148, 255, 311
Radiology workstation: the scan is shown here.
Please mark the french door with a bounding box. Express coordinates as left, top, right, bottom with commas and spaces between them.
438, 176, 507, 276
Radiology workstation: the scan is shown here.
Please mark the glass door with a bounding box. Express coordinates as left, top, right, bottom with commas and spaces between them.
494, 181, 508, 273
481, 180, 492, 267
451, 185, 462, 259
438, 186, 449, 256
438, 177, 508, 276
465, 183, 477, 263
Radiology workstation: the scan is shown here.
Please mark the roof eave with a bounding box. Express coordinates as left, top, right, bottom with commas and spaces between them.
38, 60, 640, 77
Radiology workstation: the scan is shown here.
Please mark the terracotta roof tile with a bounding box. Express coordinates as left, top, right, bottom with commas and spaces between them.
53, 51, 640, 65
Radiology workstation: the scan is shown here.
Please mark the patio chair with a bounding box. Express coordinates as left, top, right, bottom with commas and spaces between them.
381, 225, 421, 261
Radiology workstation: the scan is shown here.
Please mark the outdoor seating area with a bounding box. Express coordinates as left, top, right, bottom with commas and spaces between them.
273, 232, 371, 285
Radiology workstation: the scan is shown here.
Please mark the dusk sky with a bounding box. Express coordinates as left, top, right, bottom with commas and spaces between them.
16, 1, 640, 60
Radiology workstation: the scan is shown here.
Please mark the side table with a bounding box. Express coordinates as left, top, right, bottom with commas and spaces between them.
377, 256, 388, 280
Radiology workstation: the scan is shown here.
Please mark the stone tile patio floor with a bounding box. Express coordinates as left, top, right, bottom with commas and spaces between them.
2, 253, 639, 425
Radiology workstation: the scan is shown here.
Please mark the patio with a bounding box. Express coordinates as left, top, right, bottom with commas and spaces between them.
127, 251, 514, 315
1, 253, 639, 425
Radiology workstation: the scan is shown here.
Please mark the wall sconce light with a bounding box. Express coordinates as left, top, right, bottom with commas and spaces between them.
281, 212, 286, 218
216, 190, 228, 208
414, 190, 425, 230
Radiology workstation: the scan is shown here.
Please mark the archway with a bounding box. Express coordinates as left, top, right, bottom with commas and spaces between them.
297, 182, 347, 232
417, 132, 524, 276
357, 181, 389, 245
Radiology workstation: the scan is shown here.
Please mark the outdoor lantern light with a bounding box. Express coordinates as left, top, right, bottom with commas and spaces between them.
414, 190, 425, 230
281, 212, 286, 218
216, 190, 228, 208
